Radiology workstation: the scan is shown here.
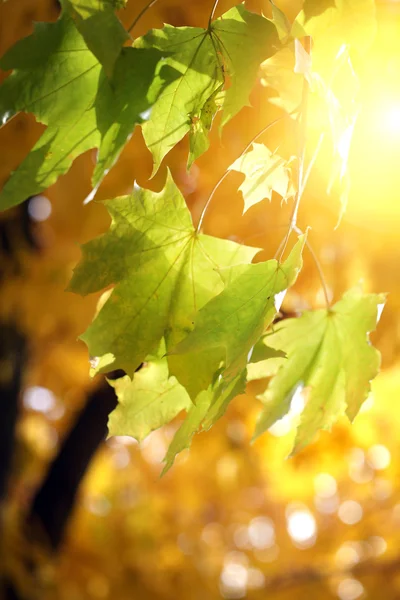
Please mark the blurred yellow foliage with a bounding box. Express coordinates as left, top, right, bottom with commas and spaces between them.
1, 1, 400, 599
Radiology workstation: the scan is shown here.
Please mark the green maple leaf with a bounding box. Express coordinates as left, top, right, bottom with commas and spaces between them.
212, 6, 278, 127
134, 24, 222, 175
247, 342, 286, 381
0, 13, 167, 209
254, 287, 386, 454
170, 236, 305, 395
0, 14, 99, 209
201, 369, 247, 432
107, 341, 191, 443
161, 388, 212, 475
269, 1, 291, 41
162, 370, 246, 475
61, 0, 129, 76
69, 173, 259, 376
229, 143, 293, 212
93, 47, 169, 187
135, 5, 278, 174
188, 86, 224, 169
108, 339, 246, 473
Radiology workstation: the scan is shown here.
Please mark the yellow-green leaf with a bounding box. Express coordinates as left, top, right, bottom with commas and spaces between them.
254, 287, 386, 454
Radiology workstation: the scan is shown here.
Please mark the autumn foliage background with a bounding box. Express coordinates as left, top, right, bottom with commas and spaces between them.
1, 0, 400, 599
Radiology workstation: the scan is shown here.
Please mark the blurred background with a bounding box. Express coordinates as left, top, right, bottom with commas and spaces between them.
1, 0, 400, 598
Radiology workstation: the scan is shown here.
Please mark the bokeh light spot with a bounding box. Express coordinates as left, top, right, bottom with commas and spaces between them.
23, 386, 56, 413
28, 195, 52, 222
338, 500, 363, 525
335, 542, 362, 568
287, 509, 317, 546
367, 444, 391, 470
337, 578, 364, 600
248, 517, 275, 549
220, 553, 249, 599
314, 473, 337, 498
247, 567, 265, 590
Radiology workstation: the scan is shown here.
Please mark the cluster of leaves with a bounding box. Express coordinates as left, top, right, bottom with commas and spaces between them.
0, 0, 384, 472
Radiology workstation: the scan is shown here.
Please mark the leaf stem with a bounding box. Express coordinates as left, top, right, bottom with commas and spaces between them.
196, 113, 295, 233
127, 0, 159, 34
277, 36, 311, 262
294, 225, 331, 308
208, 0, 220, 28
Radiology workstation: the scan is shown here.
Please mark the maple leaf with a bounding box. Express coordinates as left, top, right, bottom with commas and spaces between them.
247, 342, 286, 381
61, 0, 129, 76
170, 236, 305, 396
93, 47, 169, 187
161, 388, 212, 475
261, 38, 358, 224
188, 86, 224, 169
135, 5, 278, 174
212, 6, 278, 127
162, 370, 246, 475
201, 370, 247, 432
253, 287, 386, 454
228, 143, 293, 212
268, 0, 291, 42
0, 13, 167, 209
107, 341, 191, 443
261, 45, 303, 114
69, 173, 259, 376
108, 341, 246, 473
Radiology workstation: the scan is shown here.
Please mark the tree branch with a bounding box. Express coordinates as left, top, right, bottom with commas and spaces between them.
26, 375, 120, 550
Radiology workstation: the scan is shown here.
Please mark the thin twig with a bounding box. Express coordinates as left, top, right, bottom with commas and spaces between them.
208, 0, 220, 28
196, 112, 297, 233
127, 0, 159, 34
300, 132, 324, 198
277, 37, 311, 262
294, 226, 331, 308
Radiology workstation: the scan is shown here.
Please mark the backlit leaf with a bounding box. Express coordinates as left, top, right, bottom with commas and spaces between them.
62, 0, 129, 76
247, 341, 286, 381
201, 369, 247, 432
93, 47, 169, 187
135, 5, 278, 174
69, 173, 259, 376
188, 86, 224, 168
269, 0, 291, 41
228, 143, 293, 212
134, 24, 223, 176
170, 236, 305, 395
0, 13, 165, 209
254, 287, 386, 453
162, 370, 246, 474
161, 388, 212, 475
107, 342, 191, 443
0, 14, 100, 209
212, 5, 279, 128
261, 46, 303, 113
